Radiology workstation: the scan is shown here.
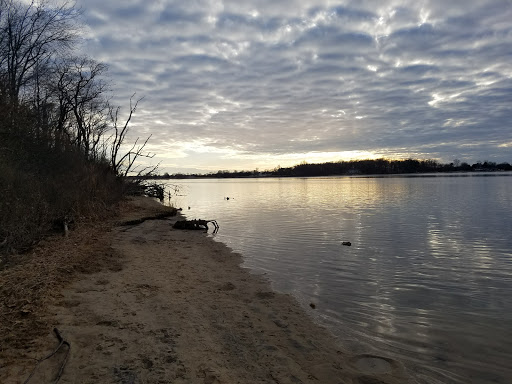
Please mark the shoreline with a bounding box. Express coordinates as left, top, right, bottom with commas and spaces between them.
1, 197, 410, 383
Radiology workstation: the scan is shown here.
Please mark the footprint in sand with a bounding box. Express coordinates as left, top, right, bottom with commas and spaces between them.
255, 291, 274, 300
140, 356, 153, 369
56, 299, 81, 308
198, 367, 223, 384
113, 366, 138, 384
131, 236, 147, 244
96, 320, 120, 327
349, 354, 405, 381
132, 283, 159, 301
218, 282, 236, 291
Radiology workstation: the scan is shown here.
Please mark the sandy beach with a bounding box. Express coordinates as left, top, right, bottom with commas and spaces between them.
1, 197, 411, 384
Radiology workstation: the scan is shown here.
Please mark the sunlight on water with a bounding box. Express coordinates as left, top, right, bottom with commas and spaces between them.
164, 174, 512, 384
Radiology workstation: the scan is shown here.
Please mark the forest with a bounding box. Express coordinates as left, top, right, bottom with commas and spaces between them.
0, 0, 152, 258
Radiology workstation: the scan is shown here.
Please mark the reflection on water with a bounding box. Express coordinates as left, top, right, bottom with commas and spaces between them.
165, 175, 512, 384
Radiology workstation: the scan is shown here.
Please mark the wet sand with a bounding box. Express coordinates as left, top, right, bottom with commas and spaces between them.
1, 197, 411, 383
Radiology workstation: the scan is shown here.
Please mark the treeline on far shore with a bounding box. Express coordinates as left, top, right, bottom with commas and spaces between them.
1, 1, 154, 259
150, 158, 512, 179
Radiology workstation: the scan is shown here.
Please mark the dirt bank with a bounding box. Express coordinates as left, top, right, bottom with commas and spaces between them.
1, 197, 411, 383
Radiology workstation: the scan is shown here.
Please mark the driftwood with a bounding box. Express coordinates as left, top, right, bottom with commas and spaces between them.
173, 219, 219, 233
119, 210, 178, 226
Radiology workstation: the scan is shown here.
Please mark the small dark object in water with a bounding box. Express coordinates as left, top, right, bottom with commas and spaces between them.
309, 303, 316, 309
342, 241, 351, 246
225, 197, 230, 200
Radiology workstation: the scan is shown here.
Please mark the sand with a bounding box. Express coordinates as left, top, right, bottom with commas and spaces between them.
0, 197, 412, 384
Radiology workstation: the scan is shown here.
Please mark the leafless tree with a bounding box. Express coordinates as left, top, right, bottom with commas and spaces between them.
109, 95, 158, 177
63, 57, 109, 159
47, 58, 75, 147
0, 0, 80, 105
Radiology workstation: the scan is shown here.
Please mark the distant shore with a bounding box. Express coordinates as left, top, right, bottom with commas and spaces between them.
1, 197, 410, 383
141, 158, 512, 179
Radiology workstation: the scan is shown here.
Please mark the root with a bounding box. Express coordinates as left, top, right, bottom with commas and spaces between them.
23, 328, 70, 384
172, 219, 219, 233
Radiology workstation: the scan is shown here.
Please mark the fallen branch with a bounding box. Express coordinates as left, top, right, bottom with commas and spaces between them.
118, 210, 178, 226
172, 219, 219, 233
24, 328, 71, 384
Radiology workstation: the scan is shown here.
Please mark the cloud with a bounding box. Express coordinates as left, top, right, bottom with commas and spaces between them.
75, 0, 512, 172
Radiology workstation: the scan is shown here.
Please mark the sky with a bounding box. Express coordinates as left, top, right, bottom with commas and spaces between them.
75, 0, 512, 174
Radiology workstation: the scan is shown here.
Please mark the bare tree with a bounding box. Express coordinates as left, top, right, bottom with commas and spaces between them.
47, 57, 75, 148
64, 57, 108, 159
109, 95, 158, 177
0, 0, 80, 105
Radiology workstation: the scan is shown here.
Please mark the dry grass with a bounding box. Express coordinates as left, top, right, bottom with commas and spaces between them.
0, 218, 118, 362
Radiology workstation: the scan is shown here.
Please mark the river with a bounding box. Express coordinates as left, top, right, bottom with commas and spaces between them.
163, 173, 512, 384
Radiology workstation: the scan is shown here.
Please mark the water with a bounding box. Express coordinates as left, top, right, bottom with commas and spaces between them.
164, 174, 512, 383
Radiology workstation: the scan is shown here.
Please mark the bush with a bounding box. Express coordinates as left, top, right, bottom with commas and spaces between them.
0, 144, 124, 261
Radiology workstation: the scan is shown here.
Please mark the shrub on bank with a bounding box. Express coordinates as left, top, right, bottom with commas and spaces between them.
0, 145, 124, 261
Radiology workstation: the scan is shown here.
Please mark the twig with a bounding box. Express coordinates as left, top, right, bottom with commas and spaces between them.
52, 328, 70, 384
23, 328, 71, 384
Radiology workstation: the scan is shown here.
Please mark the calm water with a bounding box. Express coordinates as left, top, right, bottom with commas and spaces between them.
164, 174, 512, 384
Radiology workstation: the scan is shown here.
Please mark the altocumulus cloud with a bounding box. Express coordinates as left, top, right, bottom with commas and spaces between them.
76, 0, 512, 173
